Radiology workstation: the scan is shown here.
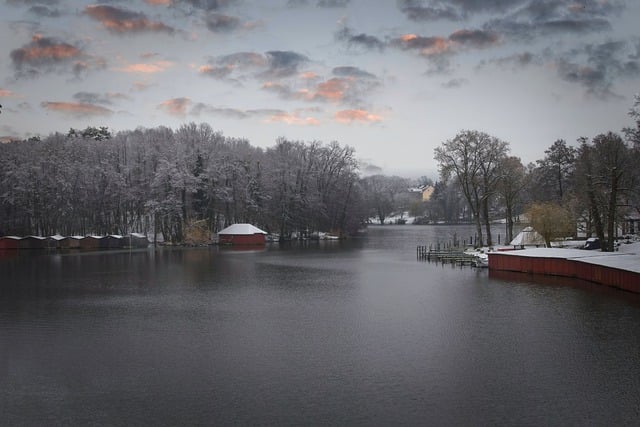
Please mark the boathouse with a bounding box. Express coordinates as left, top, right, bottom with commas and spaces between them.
0, 236, 21, 250
19, 236, 46, 249
218, 224, 267, 245
60, 236, 82, 249
79, 235, 103, 249
104, 235, 124, 249
127, 233, 150, 248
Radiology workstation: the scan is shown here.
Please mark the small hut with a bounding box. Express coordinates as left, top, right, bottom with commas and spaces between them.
47, 234, 65, 249
0, 236, 21, 250
19, 236, 46, 249
218, 224, 267, 246
80, 235, 103, 250
510, 226, 546, 248
127, 233, 150, 248
104, 235, 124, 249
60, 236, 83, 249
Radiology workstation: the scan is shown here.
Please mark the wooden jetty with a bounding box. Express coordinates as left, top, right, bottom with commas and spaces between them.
417, 245, 485, 267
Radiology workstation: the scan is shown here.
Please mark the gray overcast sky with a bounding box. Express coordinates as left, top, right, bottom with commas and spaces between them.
1, 0, 639, 177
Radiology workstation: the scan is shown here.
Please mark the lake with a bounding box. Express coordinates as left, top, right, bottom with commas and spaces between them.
1, 225, 640, 426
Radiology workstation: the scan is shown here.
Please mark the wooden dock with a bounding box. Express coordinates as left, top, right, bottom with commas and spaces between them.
417, 245, 485, 267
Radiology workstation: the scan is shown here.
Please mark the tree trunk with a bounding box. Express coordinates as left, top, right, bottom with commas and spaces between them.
473, 210, 483, 247
506, 204, 514, 243
606, 171, 619, 252
482, 197, 492, 246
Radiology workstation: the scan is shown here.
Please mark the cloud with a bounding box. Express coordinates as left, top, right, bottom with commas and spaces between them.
198, 52, 266, 80
386, 29, 499, 74
332, 66, 376, 79
115, 60, 173, 73
72, 91, 130, 105
448, 29, 499, 48
478, 51, 543, 70
188, 101, 319, 125
205, 13, 240, 33
441, 78, 468, 88
10, 34, 104, 79
335, 26, 385, 51
554, 40, 640, 98
84, 5, 175, 34
397, 0, 465, 21
145, 0, 172, 5
0, 89, 18, 97
263, 51, 309, 78
262, 66, 380, 105
158, 97, 192, 116
173, 0, 238, 12
191, 103, 250, 119
317, 0, 350, 7
334, 109, 382, 124
41, 101, 113, 117
132, 81, 154, 91
28, 5, 61, 17
397, 0, 529, 21
310, 78, 348, 102
390, 34, 452, 57
264, 111, 320, 126
287, 0, 350, 7
482, 0, 622, 41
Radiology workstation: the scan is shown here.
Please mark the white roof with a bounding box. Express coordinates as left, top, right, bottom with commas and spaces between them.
218, 223, 267, 235
510, 226, 546, 246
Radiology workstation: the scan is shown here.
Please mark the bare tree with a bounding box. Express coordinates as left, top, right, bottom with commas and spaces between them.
497, 156, 526, 243
575, 133, 633, 251
434, 130, 509, 247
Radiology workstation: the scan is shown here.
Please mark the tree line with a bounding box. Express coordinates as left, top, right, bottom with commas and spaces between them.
0, 123, 365, 242
1, 95, 639, 248
427, 95, 640, 251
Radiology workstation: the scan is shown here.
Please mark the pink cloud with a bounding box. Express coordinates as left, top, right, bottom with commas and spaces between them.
334, 109, 382, 124
313, 78, 348, 102
85, 5, 175, 34
265, 112, 320, 126
0, 89, 18, 97
41, 101, 113, 117
158, 97, 191, 116
115, 61, 173, 73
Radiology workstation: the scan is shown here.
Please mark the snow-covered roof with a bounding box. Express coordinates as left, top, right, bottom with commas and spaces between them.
218, 224, 267, 235
510, 226, 546, 246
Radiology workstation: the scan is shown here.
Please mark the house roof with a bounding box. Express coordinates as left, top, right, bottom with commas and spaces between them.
218, 224, 267, 235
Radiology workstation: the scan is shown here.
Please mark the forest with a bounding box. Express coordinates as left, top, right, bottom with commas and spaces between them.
0, 95, 639, 248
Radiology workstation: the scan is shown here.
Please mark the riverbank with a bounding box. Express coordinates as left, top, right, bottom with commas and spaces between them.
488, 244, 640, 293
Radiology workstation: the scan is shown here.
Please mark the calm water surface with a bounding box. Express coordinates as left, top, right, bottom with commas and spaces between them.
1, 225, 640, 426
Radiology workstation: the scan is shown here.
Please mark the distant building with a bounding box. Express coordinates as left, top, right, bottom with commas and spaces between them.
421, 185, 434, 202
80, 235, 103, 250
19, 236, 46, 249
408, 185, 434, 202
0, 236, 21, 250
218, 224, 267, 245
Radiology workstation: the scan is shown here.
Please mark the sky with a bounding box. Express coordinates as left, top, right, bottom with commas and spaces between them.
1, 0, 639, 177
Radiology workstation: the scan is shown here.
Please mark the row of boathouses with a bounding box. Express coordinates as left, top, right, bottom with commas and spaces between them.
0, 233, 149, 250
